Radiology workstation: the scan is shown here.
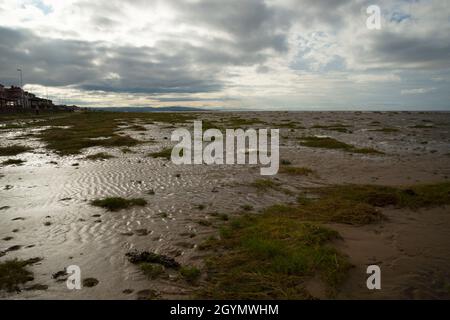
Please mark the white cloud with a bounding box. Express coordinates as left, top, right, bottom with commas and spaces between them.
401, 87, 436, 95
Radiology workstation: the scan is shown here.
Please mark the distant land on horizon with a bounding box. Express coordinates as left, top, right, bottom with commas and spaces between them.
90, 106, 209, 112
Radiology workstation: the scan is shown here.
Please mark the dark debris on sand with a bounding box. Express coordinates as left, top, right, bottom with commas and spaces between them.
126, 250, 180, 269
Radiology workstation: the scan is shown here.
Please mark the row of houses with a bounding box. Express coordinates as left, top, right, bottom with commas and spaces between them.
0, 84, 79, 113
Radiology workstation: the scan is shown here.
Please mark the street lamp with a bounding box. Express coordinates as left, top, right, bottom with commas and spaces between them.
17, 68, 23, 87
17, 68, 24, 107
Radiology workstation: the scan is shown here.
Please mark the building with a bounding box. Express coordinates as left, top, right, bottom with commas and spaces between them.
0, 84, 58, 112
0, 84, 6, 108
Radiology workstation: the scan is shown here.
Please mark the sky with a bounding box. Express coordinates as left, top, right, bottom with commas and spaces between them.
0, 0, 449, 110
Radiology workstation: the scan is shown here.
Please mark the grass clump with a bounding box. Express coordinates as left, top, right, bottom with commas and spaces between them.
241, 205, 254, 212
250, 179, 279, 191
0, 258, 42, 292
299, 136, 383, 154
410, 124, 434, 129
129, 125, 147, 132
371, 128, 399, 133
35, 112, 195, 155
197, 219, 213, 227
139, 263, 165, 279
280, 166, 314, 176
148, 148, 173, 160
312, 124, 352, 133
180, 266, 201, 284
199, 214, 350, 299
83, 278, 99, 288
316, 183, 450, 209
0, 145, 31, 156
126, 250, 180, 269
225, 117, 267, 128
2, 159, 25, 166
86, 152, 115, 160
197, 181, 450, 298
90, 197, 147, 211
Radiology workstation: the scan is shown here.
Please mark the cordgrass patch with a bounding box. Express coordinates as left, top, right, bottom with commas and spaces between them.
312, 124, 352, 133
148, 148, 173, 160
86, 152, 115, 160
0, 145, 31, 156
2, 159, 25, 166
0, 258, 42, 292
299, 136, 383, 154
279, 166, 314, 176
198, 214, 350, 299
250, 179, 279, 191
315, 183, 450, 209
90, 197, 147, 211
371, 128, 399, 133
35, 112, 195, 155
139, 263, 165, 279
180, 266, 201, 284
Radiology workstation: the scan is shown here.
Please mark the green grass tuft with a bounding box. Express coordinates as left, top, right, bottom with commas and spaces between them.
198, 214, 350, 299
371, 128, 399, 133
2, 159, 25, 166
0, 145, 31, 156
0, 258, 42, 292
139, 263, 165, 279
299, 136, 383, 154
148, 148, 173, 160
180, 266, 201, 284
86, 152, 115, 160
90, 197, 147, 211
279, 166, 314, 176
250, 179, 279, 191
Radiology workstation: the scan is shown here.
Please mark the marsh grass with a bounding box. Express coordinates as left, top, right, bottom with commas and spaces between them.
199, 214, 350, 299
198, 181, 450, 298
371, 128, 399, 133
299, 136, 383, 154
139, 263, 165, 279
410, 125, 434, 129
316, 183, 450, 209
2, 159, 25, 166
0, 145, 31, 156
33, 112, 195, 155
180, 266, 201, 284
0, 258, 42, 292
250, 179, 280, 191
312, 124, 352, 133
90, 197, 147, 211
148, 147, 173, 160
86, 152, 115, 160
224, 117, 267, 128
279, 166, 314, 176
128, 125, 147, 132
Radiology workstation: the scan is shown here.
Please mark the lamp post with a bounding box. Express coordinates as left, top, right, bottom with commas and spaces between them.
17, 68, 24, 108
17, 68, 23, 87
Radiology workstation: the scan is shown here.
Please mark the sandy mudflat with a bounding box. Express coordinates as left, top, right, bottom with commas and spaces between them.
0, 111, 449, 299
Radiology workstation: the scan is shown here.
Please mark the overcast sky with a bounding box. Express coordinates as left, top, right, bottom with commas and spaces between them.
0, 0, 449, 110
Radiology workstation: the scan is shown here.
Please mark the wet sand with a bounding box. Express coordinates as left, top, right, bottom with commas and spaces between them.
1, 111, 449, 299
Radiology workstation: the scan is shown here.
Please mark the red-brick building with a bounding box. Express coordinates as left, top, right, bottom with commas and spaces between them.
0, 84, 54, 112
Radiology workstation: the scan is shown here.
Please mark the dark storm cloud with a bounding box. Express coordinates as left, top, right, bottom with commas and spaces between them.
368, 31, 450, 69
0, 26, 222, 94
172, 0, 292, 53
0, 27, 100, 86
